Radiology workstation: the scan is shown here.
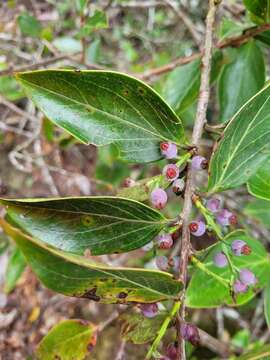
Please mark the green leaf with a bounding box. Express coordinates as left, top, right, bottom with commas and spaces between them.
264, 282, 270, 329
218, 18, 249, 40
218, 41, 265, 123
79, 9, 108, 37
256, 30, 270, 46
52, 37, 82, 54
120, 312, 167, 344
244, 199, 270, 229
1, 197, 167, 256
208, 83, 270, 193
86, 38, 101, 64
4, 246, 26, 293
186, 230, 270, 308
17, 11, 42, 38
0, 76, 24, 101
236, 344, 270, 360
244, 0, 270, 23
16, 70, 185, 163
247, 159, 270, 200
36, 319, 97, 360
1, 221, 182, 304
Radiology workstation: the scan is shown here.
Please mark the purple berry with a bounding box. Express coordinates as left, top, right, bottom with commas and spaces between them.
157, 234, 173, 249
191, 155, 208, 171
172, 178, 185, 195
160, 142, 178, 159
156, 256, 169, 271
180, 322, 200, 346
239, 269, 257, 286
140, 303, 158, 318
216, 209, 236, 227
231, 240, 251, 256
150, 188, 168, 209
206, 198, 221, 213
166, 343, 177, 359
233, 279, 248, 294
189, 220, 206, 237
163, 164, 179, 182
214, 252, 228, 268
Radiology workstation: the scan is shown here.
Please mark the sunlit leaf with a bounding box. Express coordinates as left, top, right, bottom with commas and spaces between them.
247, 159, 270, 200
4, 246, 26, 294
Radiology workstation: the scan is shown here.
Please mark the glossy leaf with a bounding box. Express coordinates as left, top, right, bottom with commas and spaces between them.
4, 246, 26, 294
186, 230, 270, 308
16, 70, 185, 163
17, 11, 42, 38
1, 197, 167, 256
208, 83, 270, 193
264, 282, 270, 329
1, 221, 182, 304
247, 159, 270, 200
236, 344, 270, 360
121, 312, 167, 344
36, 319, 97, 360
256, 30, 270, 46
218, 41, 265, 122
244, 0, 270, 23
244, 199, 270, 229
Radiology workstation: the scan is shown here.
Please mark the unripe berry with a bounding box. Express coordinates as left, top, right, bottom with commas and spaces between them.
172, 178, 185, 195
166, 343, 177, 360
180, 322, 200, 346
160, 142, 178, 159
216, 209, 236, 227
189, 220, 206, 237
142, 241, 154, 252
140, 303, 158, 318
163, 164, 179, 182
239, 269, 257, 286
156, 256, 169, 271
150, 188, 168, 209
191, 155, 208, 170
157, 234, 173, 249
233, 279, 248, 294
123, 177, 136, 187
214, 252, 228, 268
206, 198, 221, 213
231, 240, 251, 256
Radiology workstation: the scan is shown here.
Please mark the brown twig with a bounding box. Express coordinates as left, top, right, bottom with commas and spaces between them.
139, 23, 270, 80
177, 1, 219, 358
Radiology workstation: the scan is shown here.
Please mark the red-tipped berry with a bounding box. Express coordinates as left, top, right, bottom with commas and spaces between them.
191, 155, 208, 170
157, 234, 173, 249
206, 198, 221, 213
123, 177, 136, 187
163, 164, 179, 182
140, 303, 158, 318
180, 322, 200, 346
160, 142, 178, 159
166, 343, 177, 360
231, 240, 251, 256
150, 188, 168, 209
189, 220, 206, 237
233, 279, 248, 294
156, 256, 169, 271
214, 252, 228, 268
216, 209, 236, 227
172, 178, 185, 195
239, 269, 257, 286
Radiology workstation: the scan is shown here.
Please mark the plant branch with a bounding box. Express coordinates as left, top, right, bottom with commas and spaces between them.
139, 23, 270, 80
177, 1, 219, 358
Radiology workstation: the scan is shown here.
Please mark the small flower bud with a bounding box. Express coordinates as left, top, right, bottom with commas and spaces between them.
140, 303, 159, 318
142, 241, 154, 252
168, 256, 180, 271
150, 188, 168, 209
231, 240, 251, 256
189, 220, 206, 237
239, 269, 257, 286
160, 142, 178, 159
157, 234, 173, 249
156, 256, 169, 271
166, 343, 177, 360
172, 178, 185, 195
216, 209, 236, 227
233, 279, 248, 294
163, 164, 179, 182
206, 198, 221, 213
191, 155, 208, 171
180, 322, 200, 346
123, 177, 136, 187
214, 252, 228, 268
